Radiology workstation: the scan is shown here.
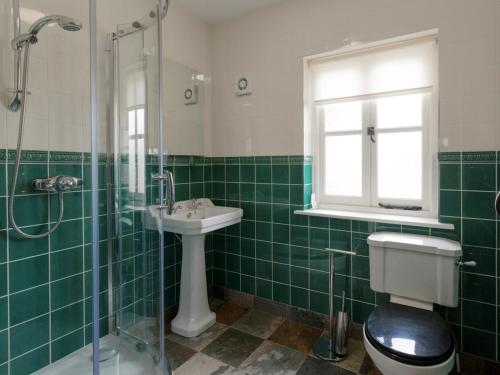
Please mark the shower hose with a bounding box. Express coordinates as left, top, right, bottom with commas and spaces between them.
8, 41, 65, 239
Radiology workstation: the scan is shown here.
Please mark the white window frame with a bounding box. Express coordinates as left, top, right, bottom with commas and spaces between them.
306, 31, 439, 219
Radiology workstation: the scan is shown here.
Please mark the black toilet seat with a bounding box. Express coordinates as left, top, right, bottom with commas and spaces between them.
365, 302, 454, 366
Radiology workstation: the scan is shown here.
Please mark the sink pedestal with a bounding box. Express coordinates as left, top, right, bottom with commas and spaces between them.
171, 234, 215, 337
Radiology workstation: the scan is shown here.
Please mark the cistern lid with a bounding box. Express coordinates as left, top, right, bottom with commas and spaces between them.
367, 232, 462, 256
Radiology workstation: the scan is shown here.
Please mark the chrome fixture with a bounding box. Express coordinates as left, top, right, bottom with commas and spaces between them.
313, 248, 356, 362
8, 14, 82, 239
191, 198, 202, 209
457, 260, 477, 267
9, 15, 82, 112
33, 176, 83, 193
495, 192, 500, 218
152, 171, 175, 214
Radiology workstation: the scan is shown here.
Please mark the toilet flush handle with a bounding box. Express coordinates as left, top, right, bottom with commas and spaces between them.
457, 260, 477, 267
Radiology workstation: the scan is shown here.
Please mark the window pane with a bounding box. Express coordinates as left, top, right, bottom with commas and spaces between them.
128, 110, 136, 136
376, 94, 422, 129
377, 132, 422, 200
325, 135, 362, 196
323, 101, 362, 132
136, 108, 145, 135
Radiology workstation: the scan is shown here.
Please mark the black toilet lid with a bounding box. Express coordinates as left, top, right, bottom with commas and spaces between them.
365, 302, 454, 366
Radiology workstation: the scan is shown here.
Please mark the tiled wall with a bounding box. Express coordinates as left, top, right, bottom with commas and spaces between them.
0, 150, 109, 374
203, 152, 500, 362
2, 150, 499, 373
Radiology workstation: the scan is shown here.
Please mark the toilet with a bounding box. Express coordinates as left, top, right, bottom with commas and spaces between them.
364, 232, 462, 375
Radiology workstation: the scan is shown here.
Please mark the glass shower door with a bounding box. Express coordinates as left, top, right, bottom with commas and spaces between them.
112, 5, 168, 373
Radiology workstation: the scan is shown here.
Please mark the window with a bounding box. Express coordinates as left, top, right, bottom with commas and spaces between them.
307, 33, 438, 216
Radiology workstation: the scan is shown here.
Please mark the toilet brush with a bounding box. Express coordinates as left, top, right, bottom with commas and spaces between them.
313, 248, 355, 362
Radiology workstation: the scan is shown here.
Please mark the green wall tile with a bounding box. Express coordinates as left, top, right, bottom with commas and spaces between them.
291, 287, 309, 309
462, 273, 496, 304
310, 291, 328, 315
227, 272, 240, 290
241, 275, 255, 295
462, 164, 496, 191
310, 270, 328, 293
440, 164, 460, 190
272, 165, 289, 184
241, 257, 255, 276
10, 314, 49, 358
256, 279, 272, 299
0, 330, 7, 364
9, 344, 49, 375
290, 246, 308, 268
462, 219, 496, 248
241, 165, 255, 183
51, 328, 84, 362
10, 285, 49, 325
462, 327, 496, 360
0, 297, 7, 331
462, 191, 496, 219
256, 203, 272, 222
256, 260, 272, 280
9, 255, 48, 293
291, 266, 308, 288
273, 243, 290, 264
273, 263, 289, 284
309, 228, 328, 249
256, 165, 271, 183
440, 190, 460, 217
51, 274, 84, 309
462, 300, 496, 332
273, 283, 290, 304
51, 302, 84, 339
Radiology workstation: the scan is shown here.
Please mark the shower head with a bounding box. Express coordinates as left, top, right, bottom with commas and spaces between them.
29, 15, 82, 34
11, 15, 82, 50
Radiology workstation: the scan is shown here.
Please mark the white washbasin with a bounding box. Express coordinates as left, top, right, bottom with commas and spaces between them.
146, 199, 242, 235
145, 198, 243, 338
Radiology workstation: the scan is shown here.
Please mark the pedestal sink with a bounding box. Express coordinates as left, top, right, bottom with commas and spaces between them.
146, 199, 243, 337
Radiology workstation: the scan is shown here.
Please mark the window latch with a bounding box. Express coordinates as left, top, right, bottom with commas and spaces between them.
367, 127, 376, 143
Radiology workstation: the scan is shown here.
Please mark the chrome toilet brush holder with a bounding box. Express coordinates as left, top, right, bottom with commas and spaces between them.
313, 248, 356, 362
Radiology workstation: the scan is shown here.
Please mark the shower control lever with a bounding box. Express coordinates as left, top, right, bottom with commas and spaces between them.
33, 176, 83, 193
457, 260, 477, 267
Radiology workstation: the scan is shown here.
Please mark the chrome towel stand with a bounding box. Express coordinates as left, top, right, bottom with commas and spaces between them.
313, 248, 356, 362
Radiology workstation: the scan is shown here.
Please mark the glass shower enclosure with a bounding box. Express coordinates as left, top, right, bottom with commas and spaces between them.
1, 0, 171, 374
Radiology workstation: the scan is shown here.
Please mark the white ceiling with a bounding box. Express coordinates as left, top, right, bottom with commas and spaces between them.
177, 0, 286, 24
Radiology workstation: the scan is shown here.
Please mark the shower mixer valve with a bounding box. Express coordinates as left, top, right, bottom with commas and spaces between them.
32, 176, 83, 193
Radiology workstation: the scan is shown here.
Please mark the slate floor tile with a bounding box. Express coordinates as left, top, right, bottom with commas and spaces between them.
358, 354, 382, 375
202, 328, 263, 367
268, 320, 322, 354
165, 339, 197, 370
315, 332, 367, 374
232, 309, 285, 339
239, 341, 307, 375
167, 322, 228, 351
175, 352, 236, 375
215, 302, 250, 326
297, 356, 356, 375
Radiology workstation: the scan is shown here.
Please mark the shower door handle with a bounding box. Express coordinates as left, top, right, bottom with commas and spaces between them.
495, 192, 500, 218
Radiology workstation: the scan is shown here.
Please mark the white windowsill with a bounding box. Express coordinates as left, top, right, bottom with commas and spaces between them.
294, 208, 454, 230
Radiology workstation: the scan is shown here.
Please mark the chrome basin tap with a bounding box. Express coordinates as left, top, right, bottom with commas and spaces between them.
192, 198, 203, 209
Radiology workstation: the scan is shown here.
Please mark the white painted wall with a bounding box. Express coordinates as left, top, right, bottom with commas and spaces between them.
210, 0, 500, 155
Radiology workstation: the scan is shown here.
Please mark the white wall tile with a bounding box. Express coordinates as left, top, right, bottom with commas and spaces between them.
211, 0, 500, 155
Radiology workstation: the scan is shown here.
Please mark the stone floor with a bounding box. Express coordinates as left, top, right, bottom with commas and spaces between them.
165, 299, 381, 375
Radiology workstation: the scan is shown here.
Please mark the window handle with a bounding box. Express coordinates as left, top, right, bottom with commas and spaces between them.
367, 127, 376, 143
